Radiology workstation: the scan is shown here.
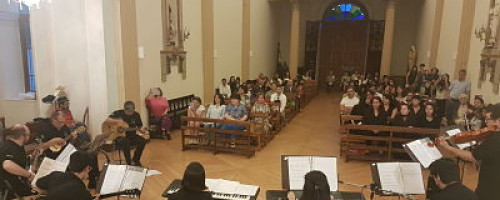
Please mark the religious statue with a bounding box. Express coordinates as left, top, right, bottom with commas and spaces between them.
408, 45, 417, 69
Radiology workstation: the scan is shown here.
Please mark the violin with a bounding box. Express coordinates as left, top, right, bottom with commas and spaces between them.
428, 125, 499, 147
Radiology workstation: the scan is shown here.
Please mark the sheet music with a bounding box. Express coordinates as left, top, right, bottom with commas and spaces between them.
55, 143, 77, 165
99, 165, 127, 194
399, 163, 425, 194
235, 184, 259, 196
120, 166, 147, 191
376, 163, 404, 194
210, 179, 240, 194
287, 156, 312, 190
312, 157, 338, 191
405, 138, 442, 168
32, 158, 68, 186
446, 129, 476, 149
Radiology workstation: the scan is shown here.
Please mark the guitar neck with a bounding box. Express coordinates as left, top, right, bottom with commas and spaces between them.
95, 192, 123, 200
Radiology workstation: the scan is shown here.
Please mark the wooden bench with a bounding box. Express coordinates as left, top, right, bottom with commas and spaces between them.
340, 115, 440, 162
180, 117, 262, 158
167, 94, 195, 130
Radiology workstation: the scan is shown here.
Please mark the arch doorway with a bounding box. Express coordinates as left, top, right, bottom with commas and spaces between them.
312, 2, 384, 82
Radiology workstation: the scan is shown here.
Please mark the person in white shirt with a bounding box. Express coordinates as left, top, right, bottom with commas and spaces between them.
270, 86, 287, 116
340, 87, 359, 115
218, 78, 232, 98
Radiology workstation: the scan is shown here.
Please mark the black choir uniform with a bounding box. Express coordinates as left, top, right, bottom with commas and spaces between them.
410, 105, 425, 120
0, 140, 33, 199
37, 171, 92, 200
168, 189, 213, 200
428, 183, 477, 200
416, 116, 441, 129
110, 110, 147, 165
472, 133, 500, 200
362, 109, 388, 136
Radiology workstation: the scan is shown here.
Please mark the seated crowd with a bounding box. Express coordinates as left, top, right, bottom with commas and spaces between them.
183, 71, 316, 149
339, 65, 488, 132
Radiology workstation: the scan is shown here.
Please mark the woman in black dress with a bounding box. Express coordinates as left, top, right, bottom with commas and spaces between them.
168, 162, 213, 200
416, 103, 441, 129
363, 97, 388, 135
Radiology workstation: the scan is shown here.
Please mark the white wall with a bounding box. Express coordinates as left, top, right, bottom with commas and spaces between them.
28, 0, 109, 134
0, 1, 25, 100
214, 0, 242, 87
415, 0, 436, 67
250, 0, 279, 78
435, 0, 463, 75
135, 0, 204, 120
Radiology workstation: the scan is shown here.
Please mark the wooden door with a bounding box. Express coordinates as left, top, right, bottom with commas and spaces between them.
318, 20, 369, 82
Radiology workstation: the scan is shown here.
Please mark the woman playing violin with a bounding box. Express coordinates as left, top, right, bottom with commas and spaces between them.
435, 103, 500, 200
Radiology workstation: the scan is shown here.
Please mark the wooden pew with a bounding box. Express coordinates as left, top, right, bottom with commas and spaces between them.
340, 115, 440, 162
180, 117, 261, 158
167, 95, 195, 130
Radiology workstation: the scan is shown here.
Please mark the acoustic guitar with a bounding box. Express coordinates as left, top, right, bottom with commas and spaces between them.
48, 126, 86, 152
101, 119, 150, 141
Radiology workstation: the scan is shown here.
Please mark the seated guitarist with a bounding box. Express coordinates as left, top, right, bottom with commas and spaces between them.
0, 124, 64, 199
37, 111, 99, 189
55, 96, 91, 148
106, 101, 147, 166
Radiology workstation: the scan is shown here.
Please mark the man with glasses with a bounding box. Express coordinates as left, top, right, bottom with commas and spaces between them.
0, 124, 64, 199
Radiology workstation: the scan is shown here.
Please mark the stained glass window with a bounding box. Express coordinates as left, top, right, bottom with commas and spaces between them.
324, 3, 366, 21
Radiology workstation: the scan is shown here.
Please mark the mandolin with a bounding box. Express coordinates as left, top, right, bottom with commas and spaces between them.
428, 125, 498, 147
49, 126, 86, 152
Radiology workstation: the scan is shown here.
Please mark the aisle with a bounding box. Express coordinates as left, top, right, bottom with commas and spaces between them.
136, 92, 477, 200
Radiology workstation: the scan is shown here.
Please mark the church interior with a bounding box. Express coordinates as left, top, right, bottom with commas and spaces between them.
1, 0, 500, 199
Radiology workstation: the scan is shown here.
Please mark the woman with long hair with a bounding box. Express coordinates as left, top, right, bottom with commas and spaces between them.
416, 102, 440, 129
168, 162, 213, 200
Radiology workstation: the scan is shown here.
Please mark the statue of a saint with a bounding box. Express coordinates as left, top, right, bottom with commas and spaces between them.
408, 45, 417, 69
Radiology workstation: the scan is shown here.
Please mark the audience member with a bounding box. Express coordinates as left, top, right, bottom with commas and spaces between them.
446, 70, 471, 123
340, 87, 359, 115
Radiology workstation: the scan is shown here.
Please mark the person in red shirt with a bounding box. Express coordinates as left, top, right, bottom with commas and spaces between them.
146, 87, 172, 140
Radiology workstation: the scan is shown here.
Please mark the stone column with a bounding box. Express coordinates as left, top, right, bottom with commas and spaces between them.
429, 0, 445, 68
289, 0, 300, 79
380, 0, 396, 76
241, 0, 250, 81
454, 0, 476, 78
202, 0, 215, 103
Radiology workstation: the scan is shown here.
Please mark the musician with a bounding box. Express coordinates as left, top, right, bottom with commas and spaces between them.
55, 96, 91, 148
35, 150, 95, 200
0, 125, 64, 199
436, 103, 500, 200
427, 159, 477, 200
286, 170, 332, 200
168, 162, 213, 200
37, 110, 99, 189
37, 111, 73, 159
107, 101, 147, 166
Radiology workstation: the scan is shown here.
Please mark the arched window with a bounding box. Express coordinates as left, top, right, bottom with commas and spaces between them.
324, 3, 366, 21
